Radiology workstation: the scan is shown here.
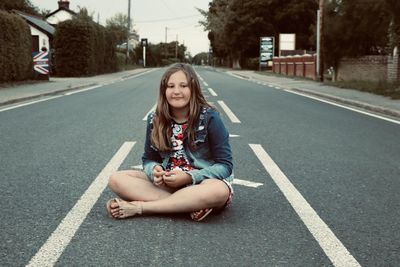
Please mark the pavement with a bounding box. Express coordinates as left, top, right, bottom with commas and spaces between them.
1, 67, 400, 120
0, 68, 153, 106
226, 69, 400, 119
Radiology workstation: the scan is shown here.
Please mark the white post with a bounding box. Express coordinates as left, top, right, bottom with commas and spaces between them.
143, 46, 146, 67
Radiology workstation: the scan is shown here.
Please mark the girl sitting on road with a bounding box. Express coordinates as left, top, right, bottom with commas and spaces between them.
106, 63, 234, 221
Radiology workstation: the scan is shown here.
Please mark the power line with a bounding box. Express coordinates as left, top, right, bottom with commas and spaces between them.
135, 14, 201, 23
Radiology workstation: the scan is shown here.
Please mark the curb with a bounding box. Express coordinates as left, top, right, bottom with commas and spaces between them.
0, 82, 98, 107
287, 87, 400, 119
0, 68, 151, 107
227, 71, 400, 120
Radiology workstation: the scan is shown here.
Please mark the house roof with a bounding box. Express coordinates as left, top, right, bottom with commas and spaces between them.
16, 11, 55, 36
45, 7, 76, 19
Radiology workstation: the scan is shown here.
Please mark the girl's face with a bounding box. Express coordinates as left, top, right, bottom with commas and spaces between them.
165, 70, 191, 112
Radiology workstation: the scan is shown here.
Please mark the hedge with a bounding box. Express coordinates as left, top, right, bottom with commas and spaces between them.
54, 19, 117, 77
0, 10, 33, 82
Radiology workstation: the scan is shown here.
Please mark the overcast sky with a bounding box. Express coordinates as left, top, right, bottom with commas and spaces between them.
30, 0, 211, 56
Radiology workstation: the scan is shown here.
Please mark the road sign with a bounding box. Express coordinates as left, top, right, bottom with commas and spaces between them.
32, 51, 49, 75
260, 37, 274, 67
141, 38, 148, 47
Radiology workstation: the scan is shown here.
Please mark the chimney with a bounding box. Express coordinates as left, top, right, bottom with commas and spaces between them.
58, 0, 70, 9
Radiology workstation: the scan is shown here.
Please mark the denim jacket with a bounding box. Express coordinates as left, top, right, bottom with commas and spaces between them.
142, 107, 233, 184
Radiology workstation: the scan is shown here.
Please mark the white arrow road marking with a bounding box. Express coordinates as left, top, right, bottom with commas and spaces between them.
131, 164, 143, 169
233, 178, 263, 188
130, 164, 262, 189
249, 144, 361, 267
27, 142, 136, 267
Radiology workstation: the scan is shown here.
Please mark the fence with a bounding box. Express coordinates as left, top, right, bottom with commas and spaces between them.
272, 54, 316, 80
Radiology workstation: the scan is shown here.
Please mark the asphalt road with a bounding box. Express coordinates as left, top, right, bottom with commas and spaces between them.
0, 67, 399, 266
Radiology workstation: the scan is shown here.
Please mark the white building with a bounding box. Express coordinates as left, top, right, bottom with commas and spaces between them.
46, 0, 76, 25
16, 11, 55, 52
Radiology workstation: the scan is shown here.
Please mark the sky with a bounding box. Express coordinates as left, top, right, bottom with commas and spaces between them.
30, 0, 211, 56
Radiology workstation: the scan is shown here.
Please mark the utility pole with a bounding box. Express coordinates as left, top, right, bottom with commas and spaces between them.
165, 27, 168, 43
175, 34, 178, 60
318, 0, 324, 82
126, 0, 131, 64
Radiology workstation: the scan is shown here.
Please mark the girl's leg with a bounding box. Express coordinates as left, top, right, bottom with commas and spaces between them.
124, 178, 230, 216
108, 170, 173, 201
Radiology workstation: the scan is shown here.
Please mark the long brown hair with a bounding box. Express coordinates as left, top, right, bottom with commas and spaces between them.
151, 63, 212, 152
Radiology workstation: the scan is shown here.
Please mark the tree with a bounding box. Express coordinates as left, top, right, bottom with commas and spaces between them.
200, 0, 318, 69
106, 13, 130, 45
385, 0, 400, 51
324, 0, 391, 69
0, 0, 39, 15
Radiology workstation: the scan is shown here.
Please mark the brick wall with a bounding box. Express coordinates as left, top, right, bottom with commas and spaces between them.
337, 56, 389, 82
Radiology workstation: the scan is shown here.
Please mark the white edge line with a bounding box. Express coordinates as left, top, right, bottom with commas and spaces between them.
249, 144, 360, 267
0, 95, 63, 112
208, 88, 218, 97
226, 71, 246, 80
64, 85, 102, 96
217, 100, 241, 123
285, 89, 400, 125
203, 82, 209, 86
27, 141, 136, 267
143, 103, 157, 121
122, 69, 156, 80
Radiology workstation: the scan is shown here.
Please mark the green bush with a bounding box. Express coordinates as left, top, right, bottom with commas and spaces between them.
0, 10, 33, 82
54, 18, 117, 77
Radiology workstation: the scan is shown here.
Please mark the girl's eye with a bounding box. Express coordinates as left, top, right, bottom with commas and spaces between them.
167, 85, 174, 88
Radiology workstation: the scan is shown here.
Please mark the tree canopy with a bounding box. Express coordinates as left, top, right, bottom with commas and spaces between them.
200, 0, 318, 68
200, 0, 399, 70
0, 0, 39, 15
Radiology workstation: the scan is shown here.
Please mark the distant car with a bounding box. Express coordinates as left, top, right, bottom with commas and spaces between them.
116, 42, 134, 51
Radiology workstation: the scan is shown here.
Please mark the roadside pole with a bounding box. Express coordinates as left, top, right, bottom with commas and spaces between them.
141, 38, 148, 67
126, 0, 131, 64
318, 0, 325, 82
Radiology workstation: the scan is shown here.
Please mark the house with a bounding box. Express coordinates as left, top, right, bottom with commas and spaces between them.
15, 11, 55, 52
46, 0, 76, 25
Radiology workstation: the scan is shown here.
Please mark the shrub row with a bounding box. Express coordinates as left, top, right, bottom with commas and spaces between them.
0, 10, 33, 82
54, 19, 117, 77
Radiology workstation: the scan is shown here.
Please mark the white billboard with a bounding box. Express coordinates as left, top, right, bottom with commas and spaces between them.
279, 33, 295, 53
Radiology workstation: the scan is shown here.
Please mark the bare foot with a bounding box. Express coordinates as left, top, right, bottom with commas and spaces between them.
106, 198, 142, 219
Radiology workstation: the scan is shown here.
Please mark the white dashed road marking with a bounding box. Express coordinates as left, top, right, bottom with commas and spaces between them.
249, 144, 360, 267
208, 88, 218, 96
27, 142, 136, 267
217, 100, 241, 123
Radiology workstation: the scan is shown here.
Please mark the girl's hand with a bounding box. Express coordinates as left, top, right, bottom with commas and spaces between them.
153, 165, 166, 187
163, 170, 192, 188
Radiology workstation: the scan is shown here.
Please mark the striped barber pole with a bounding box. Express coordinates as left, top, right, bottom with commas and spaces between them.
32, 51, 49, 75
